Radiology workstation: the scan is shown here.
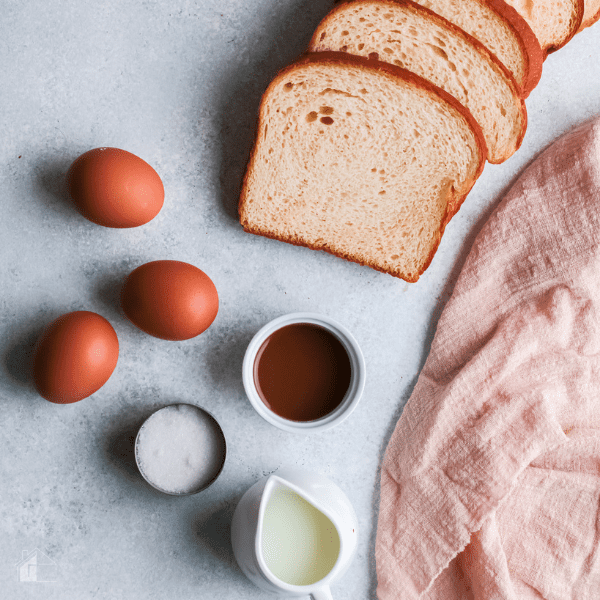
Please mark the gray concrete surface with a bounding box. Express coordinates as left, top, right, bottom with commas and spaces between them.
1, 1, 600, 598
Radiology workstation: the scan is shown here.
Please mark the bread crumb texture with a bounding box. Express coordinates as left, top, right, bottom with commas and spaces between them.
310, 0, 526, 163
240, 59, 483, 282
412, 0, 530, 92
503, 0, 582, 52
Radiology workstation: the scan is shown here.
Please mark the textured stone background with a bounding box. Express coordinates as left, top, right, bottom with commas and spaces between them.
1, 1, 600, 598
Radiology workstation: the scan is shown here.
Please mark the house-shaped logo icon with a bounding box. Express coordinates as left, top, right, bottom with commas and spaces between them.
16, 549, 58, 582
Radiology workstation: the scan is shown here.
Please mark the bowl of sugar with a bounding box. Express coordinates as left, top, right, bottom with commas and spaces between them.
135, 404, 227, 495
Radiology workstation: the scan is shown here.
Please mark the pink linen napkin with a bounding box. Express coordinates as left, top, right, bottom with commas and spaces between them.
376, 117, 600, 600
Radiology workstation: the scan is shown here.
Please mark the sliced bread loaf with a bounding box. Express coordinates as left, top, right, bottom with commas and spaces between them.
239, 53, 486, 282
579, 0, 600, 31
412, 0, 543, 97
309, 0, 526, 164
502, 0, 584, 54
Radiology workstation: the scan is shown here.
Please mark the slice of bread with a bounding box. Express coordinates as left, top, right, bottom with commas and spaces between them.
502, 0, 584, 54
579, 0, 600, 31
411, 0, 543, 97
239, 53, 486, 282
309, 0, 527, 164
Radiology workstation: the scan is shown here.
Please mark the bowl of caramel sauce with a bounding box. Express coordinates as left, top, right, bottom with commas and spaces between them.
242, 313, 366, 433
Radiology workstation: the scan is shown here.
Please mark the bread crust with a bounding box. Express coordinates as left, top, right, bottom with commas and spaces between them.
546, 0, 585, 53
239, 52, 486, 282
485, 0, 544, 95
310, 0, 527, 162
578, 0, 600, 31
241, 183, 475, 282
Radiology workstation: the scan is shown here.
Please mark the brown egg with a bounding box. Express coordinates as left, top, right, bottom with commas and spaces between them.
121, 260, 219, 341
33, 311, 119, 404
66, 147, 164, 228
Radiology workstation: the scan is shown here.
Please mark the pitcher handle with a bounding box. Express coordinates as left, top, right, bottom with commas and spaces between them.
310, 586, 333, 600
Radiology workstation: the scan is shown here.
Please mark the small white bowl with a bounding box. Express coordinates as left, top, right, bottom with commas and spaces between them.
242, 313, 366, 434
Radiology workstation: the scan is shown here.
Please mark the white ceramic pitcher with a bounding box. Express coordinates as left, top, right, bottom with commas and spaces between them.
231, 469, 358, 599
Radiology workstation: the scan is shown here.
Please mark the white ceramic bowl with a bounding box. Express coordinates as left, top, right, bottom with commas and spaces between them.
242, 313, 366, 434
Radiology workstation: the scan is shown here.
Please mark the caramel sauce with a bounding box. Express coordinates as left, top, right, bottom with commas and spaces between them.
253, 323, 352, 422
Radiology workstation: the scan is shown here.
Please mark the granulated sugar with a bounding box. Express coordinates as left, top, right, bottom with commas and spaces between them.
136, 404, 226, 494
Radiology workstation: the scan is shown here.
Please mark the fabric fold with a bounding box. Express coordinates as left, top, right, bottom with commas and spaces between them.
376, 117, 600, 599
